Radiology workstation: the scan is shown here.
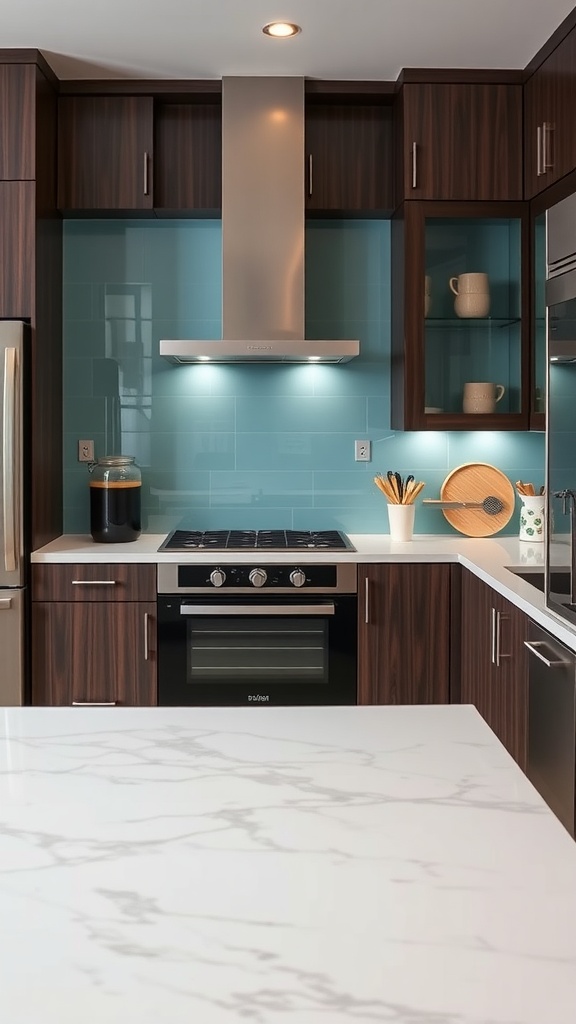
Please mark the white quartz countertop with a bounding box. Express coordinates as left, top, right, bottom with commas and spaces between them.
31, 531, 576, 651
1, 704, 575, 1023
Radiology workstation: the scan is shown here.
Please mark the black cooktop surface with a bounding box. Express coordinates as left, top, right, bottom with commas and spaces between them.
159, 529, 355, 552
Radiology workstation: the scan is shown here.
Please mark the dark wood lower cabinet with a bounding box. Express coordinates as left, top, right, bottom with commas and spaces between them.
31, 564, 158, 706
357, 563, 451, 704
460, 569, 528, 769
32, 601, 157, 706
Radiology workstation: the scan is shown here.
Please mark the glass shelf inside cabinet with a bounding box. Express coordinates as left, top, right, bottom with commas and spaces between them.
423, 217, 522, 417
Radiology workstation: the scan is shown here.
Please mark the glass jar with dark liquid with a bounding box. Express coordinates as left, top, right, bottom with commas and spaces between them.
90, 455, 141, 543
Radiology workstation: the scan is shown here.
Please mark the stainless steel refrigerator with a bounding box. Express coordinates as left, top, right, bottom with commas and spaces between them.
0, 320, 27, 705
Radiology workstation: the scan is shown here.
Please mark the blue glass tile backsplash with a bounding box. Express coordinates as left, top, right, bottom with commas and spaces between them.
63, 219, 544, 535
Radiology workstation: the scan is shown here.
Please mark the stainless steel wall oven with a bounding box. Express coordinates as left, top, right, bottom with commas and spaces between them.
157, 561, 357, 706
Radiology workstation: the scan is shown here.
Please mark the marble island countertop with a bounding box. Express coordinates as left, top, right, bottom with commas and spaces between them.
1, 703, 576, 1023
31, 531, 576, 651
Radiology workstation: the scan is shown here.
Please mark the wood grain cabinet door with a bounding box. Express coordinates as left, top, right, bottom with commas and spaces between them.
402, 83, 523, 201
154, 102, 222, 213
357, 563, 450, 705
0, 64, 35, 180
524, 28, 576, 199
460, 570, 528, 769
58, 96, 154, 211
0, 181, 34, 317
306, 102, 393, 212
32, 601, 157, 706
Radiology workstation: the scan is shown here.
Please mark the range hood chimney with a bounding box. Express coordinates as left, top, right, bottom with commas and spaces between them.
160, 77, 359, 364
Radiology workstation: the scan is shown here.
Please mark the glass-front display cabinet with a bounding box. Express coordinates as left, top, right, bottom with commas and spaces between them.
391, 202, 530, 430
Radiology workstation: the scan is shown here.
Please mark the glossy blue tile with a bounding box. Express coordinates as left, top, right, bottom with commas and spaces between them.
372, 432, 450, 472
147, 470, 210, 509
236, 395, 367, 433
210, 471, 314, 509
446, 431, 545, 472
236, 432, 378, 472
151, 432, 235, 471
151, 396, 235, 433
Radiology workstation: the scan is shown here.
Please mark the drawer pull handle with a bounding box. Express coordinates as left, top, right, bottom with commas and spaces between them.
143, 151, 150, 195
71, 580, 117, 586
144, 611, 150, 661
72, 701, 117, 706
524, 640, 567, 668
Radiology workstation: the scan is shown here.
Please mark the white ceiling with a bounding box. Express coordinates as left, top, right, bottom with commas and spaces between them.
6, 0, 576, 80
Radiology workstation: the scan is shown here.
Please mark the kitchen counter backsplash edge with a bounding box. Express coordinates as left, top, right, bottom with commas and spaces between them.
31, 533, 576, 652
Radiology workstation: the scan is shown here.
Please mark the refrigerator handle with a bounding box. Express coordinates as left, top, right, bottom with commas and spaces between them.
3, 347, 18, 574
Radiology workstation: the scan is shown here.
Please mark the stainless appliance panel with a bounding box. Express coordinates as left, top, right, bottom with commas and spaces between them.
0, 320, 25, 589
222, 77, 304, 343
525, 622, 576, 836
547, 192, 576, 274
0, 587, 25, 705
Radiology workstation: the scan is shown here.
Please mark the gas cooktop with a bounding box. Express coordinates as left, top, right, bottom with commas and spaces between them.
158, 529, 355, 552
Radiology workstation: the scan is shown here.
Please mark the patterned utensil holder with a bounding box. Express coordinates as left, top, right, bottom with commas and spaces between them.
519, 495, 545, 543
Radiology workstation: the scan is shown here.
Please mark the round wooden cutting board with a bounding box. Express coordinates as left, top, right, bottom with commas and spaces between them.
440, 462, 515, 537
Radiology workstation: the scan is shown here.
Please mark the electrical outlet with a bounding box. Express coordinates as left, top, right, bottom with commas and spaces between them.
354, 439, 371, 462
78, 440, 95, 463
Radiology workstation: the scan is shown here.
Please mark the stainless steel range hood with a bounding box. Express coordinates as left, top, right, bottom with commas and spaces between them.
160, 77, 359, 365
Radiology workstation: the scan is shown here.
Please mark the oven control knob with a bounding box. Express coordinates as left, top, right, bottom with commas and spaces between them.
209, 568, 226, 588
289, 569, 306, 588
249, 568, 267, 588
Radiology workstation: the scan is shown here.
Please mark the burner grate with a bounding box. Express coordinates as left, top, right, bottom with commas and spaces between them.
159, 529, 354, 552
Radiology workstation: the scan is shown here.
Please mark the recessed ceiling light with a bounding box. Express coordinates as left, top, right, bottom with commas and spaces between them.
262, 22, 301, 38
198, 355, 211, 362
308, 355, 321, 362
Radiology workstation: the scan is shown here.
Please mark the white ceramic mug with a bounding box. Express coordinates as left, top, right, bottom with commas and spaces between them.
449, 272, 490, 318
462, 381, 505, 414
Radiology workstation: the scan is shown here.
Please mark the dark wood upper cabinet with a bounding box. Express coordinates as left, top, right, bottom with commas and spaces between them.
0, 64, 35, 179
154, 101, 221, 214
460, 569, 528, 770
399, 83, 523, 202
357, 563, 450, 705
0, 181, 34, 316
524, 26, 576, 199
58, 95, 154, 212
306, 102, 394, 213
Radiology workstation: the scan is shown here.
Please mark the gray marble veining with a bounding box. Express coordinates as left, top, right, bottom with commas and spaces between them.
1, 704, 575, 1022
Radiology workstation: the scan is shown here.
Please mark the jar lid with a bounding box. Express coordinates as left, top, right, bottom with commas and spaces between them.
96, 455, 136, 466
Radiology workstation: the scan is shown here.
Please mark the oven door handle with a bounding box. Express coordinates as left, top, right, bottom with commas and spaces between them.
179, 604, 336, 616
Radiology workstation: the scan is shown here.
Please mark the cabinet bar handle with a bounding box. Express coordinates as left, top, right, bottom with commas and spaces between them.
542, 122, 554, 171
536, 125, 543, 176
143, 151, 149, 196
72, 701, 117, 706
364, 577, 370, 625
490, 606, 496, 664
71, 579, 117, 586
495, 611, 510, 667
3, 347, 17, 573
411, 141, 417, 189
144, 611, 150, 661
308, 154, 313, 197
524, 640, 567, 668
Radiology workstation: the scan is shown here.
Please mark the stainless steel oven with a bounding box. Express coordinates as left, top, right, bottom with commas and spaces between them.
157, 562, 357, 706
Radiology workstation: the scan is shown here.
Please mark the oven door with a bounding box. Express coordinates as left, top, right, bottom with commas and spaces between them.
157, 595, 357, 706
